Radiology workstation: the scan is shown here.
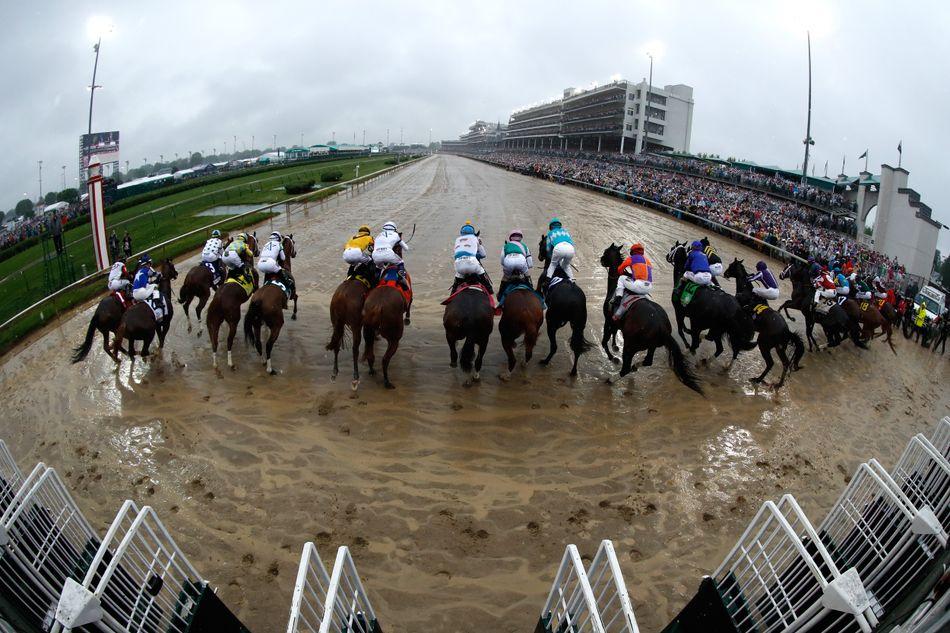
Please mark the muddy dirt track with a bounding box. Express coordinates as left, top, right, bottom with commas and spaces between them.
1, 155, 947, 632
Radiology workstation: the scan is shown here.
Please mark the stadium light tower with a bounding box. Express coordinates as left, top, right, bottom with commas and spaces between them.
86, 17, 114, 135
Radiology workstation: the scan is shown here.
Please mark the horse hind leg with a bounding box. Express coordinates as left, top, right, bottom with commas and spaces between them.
618, 341, 637, 378
472, 335, 489, 381
643, 347, 656, 367
209, 316, 221, 369
362, 325, 376, 376
446, 331, 458, 368
752, 342, 773, 385
265, 324, 282, 375
523, 326, 539, 368
773, 344, 792, 389
351, 326, 362, 390
226, 319, 240, 369
602, 320, 619, 363
194, 293, 209, 337
540, 320, 558, 366
381, 337, 400, 389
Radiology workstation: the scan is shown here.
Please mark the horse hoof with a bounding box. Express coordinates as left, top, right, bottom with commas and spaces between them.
269, 369, 278, 376
450, 361, 457, 368
612, 344, 620, 352
291, 314, 297, 321
385, 381, 395, 390
539, 359, 549, 366
368, 368, 376, 376
351, 380, 359, 391
610, 357, 620, 365
404, 318, 411, 326
473, 371, 480, 381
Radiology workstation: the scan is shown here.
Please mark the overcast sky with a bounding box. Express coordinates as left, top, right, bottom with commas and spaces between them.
4, 0, 949, 252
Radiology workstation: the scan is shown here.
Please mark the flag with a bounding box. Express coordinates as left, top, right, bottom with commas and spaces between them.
897, 141, 902, 154
858, 150, 867, 159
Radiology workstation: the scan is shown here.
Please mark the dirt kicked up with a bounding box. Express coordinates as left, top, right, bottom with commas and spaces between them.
0, 155, 947, 632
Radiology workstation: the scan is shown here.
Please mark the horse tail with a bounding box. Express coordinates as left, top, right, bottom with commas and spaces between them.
569, 318, 594, 357
728, 315, 758, 352
786, 331, 805, 369
460, 336, 476, 372
884, 322, 897, 355
244, 298, 263, 345
71, 314, 98, 363
662, 330, 703, 395
325, 319, 348, 352
178, 282, 192, 306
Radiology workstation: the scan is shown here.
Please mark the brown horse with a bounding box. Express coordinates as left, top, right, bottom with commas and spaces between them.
443, 274, 494, 385
279, 234, 299, 320
498, 283, 544, 375
843, 285, 897, 354
71, 270, 133, 363
112, 260, 178, 366
179, 233, 258, 335
327, 262, 376, 389
207, 273, 256, 370
243, 283, 290, 375
362, 272, 411, 389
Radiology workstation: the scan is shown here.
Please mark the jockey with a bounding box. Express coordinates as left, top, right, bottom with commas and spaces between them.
747, 261, 780, 302
343, 225, 374, 276
872, 275, 888, 300
372, 221, 410, 289
107, 259, 131, 306
498, 229, 532, 299
201, 229, 225, 286
223, 233, 253, 278
853, 274, 872, 301
451, 221, 492, 294
131, 253, 166, 320
544, 218, 575, 281
812, 264, 837, 304
683, 241, 713, 286
611, 243, 653, 320
700, 237, 723, 284
834, 267, 850, 302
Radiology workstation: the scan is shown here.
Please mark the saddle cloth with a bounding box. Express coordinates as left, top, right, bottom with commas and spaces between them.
441, 283, 496, 309
264, 278, 291, 299
226, 274, 254, 296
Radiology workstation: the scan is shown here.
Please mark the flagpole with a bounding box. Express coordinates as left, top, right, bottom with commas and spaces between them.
841, 155, 845, 176
864, 153, 868, 172
897, 140, 902, 168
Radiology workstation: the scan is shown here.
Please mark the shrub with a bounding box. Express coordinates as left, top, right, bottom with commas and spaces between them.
384, 159, 398, 165
320, 170, 344, 182
284, 181, 315, 195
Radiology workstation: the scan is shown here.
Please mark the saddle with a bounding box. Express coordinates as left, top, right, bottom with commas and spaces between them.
264, 275, 291, 299
378, 266, 412, 305
496, 282, 545, 315
750, 302, 772, 320
111, 291, 130, 311
613, 293, 646, 322
441, 283, 496, 309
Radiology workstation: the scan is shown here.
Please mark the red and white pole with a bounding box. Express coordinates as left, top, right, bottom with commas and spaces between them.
86, 156, 110, 271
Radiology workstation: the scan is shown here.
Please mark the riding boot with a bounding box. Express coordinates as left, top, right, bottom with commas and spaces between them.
496, 279, 509, 301
479, 273, 494, 295
346, 264, 355, 278
450, 277, 462, 294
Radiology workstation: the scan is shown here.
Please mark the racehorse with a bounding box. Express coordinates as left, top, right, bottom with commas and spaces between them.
71, 269, 134, 363
243, 275, 291, 375
724, 259, 805, 388
538, 266, 592, 377
361, 266, 411, 389
777, 260, 820, 351
665, 241, 757, 362
442, 273, 494, 384
278, 234, 299, 320
206, 271, 257, 370
498, 277, 544, 375
327, 262, 377, 389
842, 282, 897, 354
179, 233, 258, 335
112, 259, 178, 366
599, 244, 702, 393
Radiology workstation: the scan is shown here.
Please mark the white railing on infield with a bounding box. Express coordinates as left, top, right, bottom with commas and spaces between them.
929, 417, 949, 460
712, 495, 874, 633
817, 459, 946, 627
538, 544, 606, 633
0, 463, 100, 632
0, 439, 23, 516
287, 544, 379, 633
54, 503, 207, 632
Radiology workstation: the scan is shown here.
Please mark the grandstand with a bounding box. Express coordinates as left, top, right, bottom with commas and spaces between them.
439, 120, 507, 152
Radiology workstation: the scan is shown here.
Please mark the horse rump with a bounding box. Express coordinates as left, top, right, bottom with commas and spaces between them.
243, 297, 263, 346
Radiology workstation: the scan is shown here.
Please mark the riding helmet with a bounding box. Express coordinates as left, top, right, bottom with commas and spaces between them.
549, 218, 562, 230
358, 225, 371, 234
140, 253, 152, 264
270, 231, 282, 242
383, 221, 397, 232
211, 229, 221, 238
630, 243, 644, 254
691, 240, 703, 250
460, 222, 476, 236
756, 261, 768, 271
507, 230, 523, 242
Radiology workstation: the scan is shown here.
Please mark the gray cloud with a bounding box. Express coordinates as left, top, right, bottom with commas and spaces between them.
3, 1, 948, 252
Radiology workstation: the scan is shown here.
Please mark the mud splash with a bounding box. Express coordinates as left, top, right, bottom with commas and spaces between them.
0, 155, 947, 632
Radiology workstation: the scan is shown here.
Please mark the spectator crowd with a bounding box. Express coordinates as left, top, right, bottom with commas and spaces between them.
1, 202, 86, 251
476, 151, 905, 282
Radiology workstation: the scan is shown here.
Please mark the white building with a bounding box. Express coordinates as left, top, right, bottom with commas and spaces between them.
504, 79, 694, 154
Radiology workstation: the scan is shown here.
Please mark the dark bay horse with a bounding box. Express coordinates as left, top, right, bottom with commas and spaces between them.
327, 262, 376, 389
442, 274, 494, 384
243, 282, 290, 375
72, 269, 133, 363
499, 279, 544, 375
538, 266, 592, 377
724, 259, 805, 388
599, 244, 702, 393
362, 269, 411, 389
112, 260, 178, 366
278, 234, 299, 320
180, 233, 258, 335
666, 242, 757, 362
778, 260, 819, 350
207, 273, 256, 370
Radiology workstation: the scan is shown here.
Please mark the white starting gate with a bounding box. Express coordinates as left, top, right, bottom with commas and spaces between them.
0, 463, 100, 632
712, 494, 874, 633
537, 540, 639, 633
53, 502, 217, 632
892, 434, 950, 531
0, 440, 23, 517
816, 459, 946, 628
287, 544, 380, 633
930, 417, 949, 459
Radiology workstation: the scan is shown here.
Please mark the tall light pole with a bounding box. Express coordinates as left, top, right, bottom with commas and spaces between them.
642, 52, 654, 154
233, 135, 237, 155
86, 18, 113, 135
38, 161, 43, 199
61, 165, 66, 190
801, 31, 815, 186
